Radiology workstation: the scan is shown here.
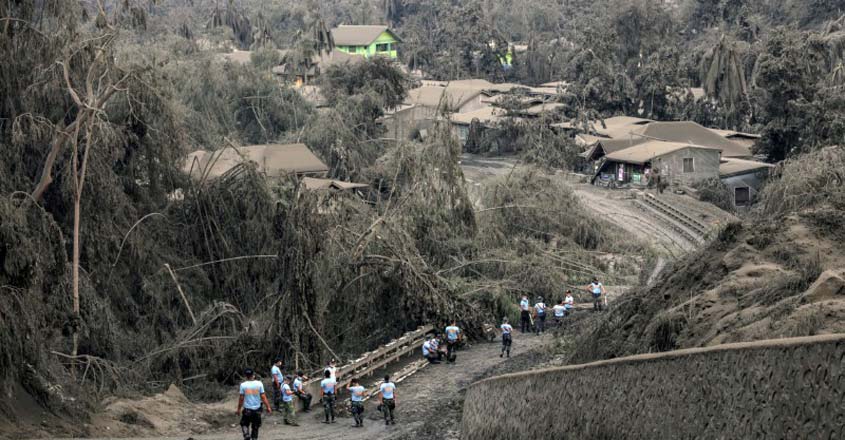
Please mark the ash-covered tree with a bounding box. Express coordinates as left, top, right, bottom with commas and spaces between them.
320, 57, 410, 110
752, 29, 825, 161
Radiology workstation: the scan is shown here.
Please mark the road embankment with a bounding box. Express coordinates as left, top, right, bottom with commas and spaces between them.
461, 334, 845, 439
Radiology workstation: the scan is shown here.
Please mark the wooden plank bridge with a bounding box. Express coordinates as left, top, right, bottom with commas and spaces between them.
302, 325, 434, 400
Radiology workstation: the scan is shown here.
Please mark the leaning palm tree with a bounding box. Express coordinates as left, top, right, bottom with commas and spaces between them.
700, 34, 748, 112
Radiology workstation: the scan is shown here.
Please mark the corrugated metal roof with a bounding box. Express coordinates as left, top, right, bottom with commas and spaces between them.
634, 121, 752, 158
301, 177, 369, 190
711, 129, 761, 140
449, 106, 506, 125
184, 143, 328, 180
592, 116, 654, 137
522, 102, 565, 116
719, 158, 774, 177
405, 85, 484, 110
332, 25, 398, 46
604, 141, 718, 165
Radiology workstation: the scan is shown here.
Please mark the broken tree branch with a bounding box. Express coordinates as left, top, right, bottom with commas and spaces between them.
164, 263, 197, 326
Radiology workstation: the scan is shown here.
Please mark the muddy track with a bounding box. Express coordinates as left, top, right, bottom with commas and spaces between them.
63, 332, 548, 440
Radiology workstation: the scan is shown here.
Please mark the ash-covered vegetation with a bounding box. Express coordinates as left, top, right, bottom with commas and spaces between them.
2, 0, 845, 436
569, 146, 845, 363
0, 1, 639, 433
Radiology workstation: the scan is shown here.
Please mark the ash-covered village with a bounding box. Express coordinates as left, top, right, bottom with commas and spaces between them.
2, 1, 845, 439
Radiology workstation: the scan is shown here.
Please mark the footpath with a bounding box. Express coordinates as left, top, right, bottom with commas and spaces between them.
60, 331, 549, 440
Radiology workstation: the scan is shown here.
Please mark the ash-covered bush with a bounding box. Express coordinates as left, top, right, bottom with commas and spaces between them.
758, 146, 845, 217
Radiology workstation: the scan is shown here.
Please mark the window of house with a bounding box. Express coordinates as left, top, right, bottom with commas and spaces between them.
683, 158, 694, 173
376, 43, 390, 52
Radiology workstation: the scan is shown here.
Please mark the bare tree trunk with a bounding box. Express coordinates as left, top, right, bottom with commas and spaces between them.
71, 195, 81, 367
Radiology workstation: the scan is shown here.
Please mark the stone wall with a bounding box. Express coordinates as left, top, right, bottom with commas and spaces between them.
461, 334, 845, 439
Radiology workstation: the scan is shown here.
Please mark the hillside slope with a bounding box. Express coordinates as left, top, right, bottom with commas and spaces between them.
572, 147, 845, 362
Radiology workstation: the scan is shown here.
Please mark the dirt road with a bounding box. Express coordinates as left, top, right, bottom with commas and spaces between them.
63, 331, 547, 440
460, 154, 730, 257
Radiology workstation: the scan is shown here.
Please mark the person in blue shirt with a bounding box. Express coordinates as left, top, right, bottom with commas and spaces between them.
236, 368, 271, 440
533, 296, 547, 335
519, 295, 531, 333
270, 358, 284, 411
500, 317, 513, 358
320, 369, 337, 424
347, 377, 366, 428
293, 371, 312, 412
378, 375, 397, 425
444, 321, 462, 363
422, 336, 440, 364
281, 375, 299, 426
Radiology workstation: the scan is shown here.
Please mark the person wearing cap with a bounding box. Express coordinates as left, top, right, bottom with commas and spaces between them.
444, 321, 462, 363
236, 368, 271, 440
293, 371, 312, 412
347, 378, 366, 427
281, 375, 299, 426
500, 317, 513, 358
378, 374, 397, 425
587, 277, 606, 311
533, 296, 547, 335
270, 358, 284, 411
519, 295, 531, 333
320, 369, 337, 423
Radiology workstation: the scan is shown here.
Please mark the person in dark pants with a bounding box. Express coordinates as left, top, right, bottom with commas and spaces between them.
347, 378, 366, 428
588, 277, 606, 312
422, 336, 441, 364
293, 371, 312, 412
320, 369, 337, 423
500, 317, 513, 358
519, 295, 531, 333
552, 299, 566, 328
378, 375, 397, 425
444, 321, 462, 363
533, 296, 547, 335
236, 368, 272, 440
270, 358, 284, 411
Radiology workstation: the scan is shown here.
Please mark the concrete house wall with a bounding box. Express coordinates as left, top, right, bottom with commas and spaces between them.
383, 106, 437, 141
652, 147, 721, 187
722, 169, 769, 207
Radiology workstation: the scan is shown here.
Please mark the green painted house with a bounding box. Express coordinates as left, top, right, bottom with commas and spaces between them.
331, 25, 400, 58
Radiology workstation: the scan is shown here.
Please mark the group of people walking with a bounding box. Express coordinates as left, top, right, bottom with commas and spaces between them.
236, 279, 607, 440
518, 291, 575, 335
236, 358, 398, 440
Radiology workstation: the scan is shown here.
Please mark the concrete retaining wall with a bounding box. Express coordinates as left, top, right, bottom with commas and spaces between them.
461, 334, 845, 439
